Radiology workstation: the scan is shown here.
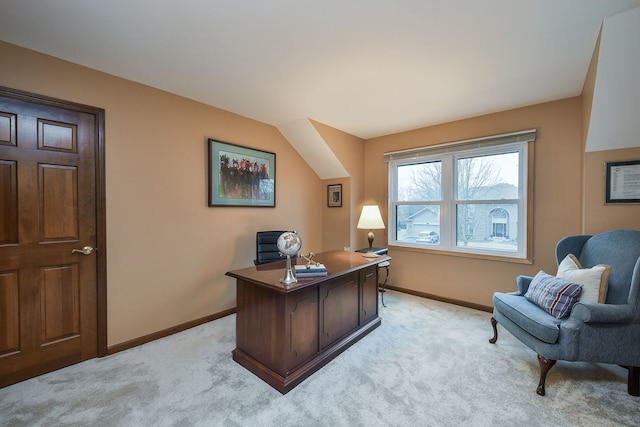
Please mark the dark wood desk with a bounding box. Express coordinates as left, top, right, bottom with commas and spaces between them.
226, 250, 391, 394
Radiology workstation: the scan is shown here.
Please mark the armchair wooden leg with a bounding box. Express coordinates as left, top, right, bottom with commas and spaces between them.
628, 366, 640, 396
536, 355, 556, 396
489, 317, 498, 344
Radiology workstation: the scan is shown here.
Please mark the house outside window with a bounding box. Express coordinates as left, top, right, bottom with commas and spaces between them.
385, 130, 535, 261
490, 208, 509, 238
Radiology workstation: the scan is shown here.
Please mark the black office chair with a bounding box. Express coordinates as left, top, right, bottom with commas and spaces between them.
254, 231, 288, 265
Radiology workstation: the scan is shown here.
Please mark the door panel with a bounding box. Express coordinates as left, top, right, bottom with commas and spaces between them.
0, 271, 20, 356
38, 119, 77, 152
40, 164, 79, 241
0, 112, 17, 146
41, 264, 80, 344
0, 160, 18, 244
0, 91, 102, 387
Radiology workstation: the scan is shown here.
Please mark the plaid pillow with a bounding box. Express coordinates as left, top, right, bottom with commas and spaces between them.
524, 271, 583, 319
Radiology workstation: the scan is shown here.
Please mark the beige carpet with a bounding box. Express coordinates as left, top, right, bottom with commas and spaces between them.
1, 290, 638, 426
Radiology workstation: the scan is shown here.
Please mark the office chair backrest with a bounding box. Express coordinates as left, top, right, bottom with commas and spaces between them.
255, 231, 287, 265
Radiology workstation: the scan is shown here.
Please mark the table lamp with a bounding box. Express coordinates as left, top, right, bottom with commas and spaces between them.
357, 205, 385, 258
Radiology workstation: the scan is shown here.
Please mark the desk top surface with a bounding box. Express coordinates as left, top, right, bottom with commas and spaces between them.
226, 250, 390, 292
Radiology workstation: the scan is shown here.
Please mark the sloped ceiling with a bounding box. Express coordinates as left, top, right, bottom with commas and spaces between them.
278, 119, 349, 179
586, 7, 640, 152
1, 1, 639, 139
1, 1, 639, 177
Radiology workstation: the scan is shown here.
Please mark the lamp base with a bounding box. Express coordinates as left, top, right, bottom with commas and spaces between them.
360, 230, 379, 258
361, 251, 380, 258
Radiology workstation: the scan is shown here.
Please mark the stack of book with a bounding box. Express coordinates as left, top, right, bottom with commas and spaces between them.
295, 264, 327, 278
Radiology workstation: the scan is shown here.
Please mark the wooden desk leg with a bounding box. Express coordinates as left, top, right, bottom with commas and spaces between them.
378, 265, 389, 307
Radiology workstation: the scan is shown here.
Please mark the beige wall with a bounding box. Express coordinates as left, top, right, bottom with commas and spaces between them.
2, 36, 637, 348
363, 98, 585, 307
312, 120, 366, 251
581, 29, 640, 234
584, 147, 640, 233
0, 41, 323, 346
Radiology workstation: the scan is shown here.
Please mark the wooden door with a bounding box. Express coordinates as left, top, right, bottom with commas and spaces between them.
0, 88, 105, 387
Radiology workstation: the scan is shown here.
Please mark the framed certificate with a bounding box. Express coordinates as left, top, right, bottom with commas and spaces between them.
605, 160, 640, 204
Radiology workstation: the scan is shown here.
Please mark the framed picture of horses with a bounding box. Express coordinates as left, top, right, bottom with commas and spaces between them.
208, 139, 276, 207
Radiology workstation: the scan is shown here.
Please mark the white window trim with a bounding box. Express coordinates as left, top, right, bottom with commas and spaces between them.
386, 130, 535, 260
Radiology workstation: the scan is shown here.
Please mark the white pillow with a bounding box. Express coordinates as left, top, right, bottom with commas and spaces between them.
556, 254, 610, 304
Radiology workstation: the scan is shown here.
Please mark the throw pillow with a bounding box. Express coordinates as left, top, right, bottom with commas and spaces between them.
556, 254, 610, 304
525, 271, 583, 319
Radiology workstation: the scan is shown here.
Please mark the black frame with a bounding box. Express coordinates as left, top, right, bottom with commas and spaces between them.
605, 160, 640, 204
327, 184, 342, 207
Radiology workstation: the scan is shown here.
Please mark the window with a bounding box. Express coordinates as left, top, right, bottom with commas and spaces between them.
386, 130, 535, 260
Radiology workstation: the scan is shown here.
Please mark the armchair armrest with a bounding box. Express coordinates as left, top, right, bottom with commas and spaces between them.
515, 275, 533, 295
570, 302, 634, 323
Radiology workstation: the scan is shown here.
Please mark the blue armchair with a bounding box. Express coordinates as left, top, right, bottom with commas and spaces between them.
489, 229, 640, 396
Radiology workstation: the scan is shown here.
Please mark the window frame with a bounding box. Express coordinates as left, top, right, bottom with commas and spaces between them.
386, 131, 534, 262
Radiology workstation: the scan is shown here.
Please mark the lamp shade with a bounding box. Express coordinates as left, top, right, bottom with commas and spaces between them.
357, 205, 385, 230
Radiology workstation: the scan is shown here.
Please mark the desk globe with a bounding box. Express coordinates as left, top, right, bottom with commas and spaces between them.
277, 231, 301, 286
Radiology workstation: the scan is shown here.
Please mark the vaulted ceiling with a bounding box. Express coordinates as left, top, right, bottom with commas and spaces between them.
1, 1, 639, 142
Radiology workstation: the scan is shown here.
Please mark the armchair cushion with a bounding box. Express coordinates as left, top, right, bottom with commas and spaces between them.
556, 254, 610, 304
524, 271, 583, 319
493, 292, 563, 344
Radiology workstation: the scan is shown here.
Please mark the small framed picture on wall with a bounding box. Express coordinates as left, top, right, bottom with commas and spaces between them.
327, 184, 342, 207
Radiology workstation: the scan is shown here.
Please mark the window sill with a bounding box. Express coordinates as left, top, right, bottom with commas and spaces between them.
388, 244, 533, 265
